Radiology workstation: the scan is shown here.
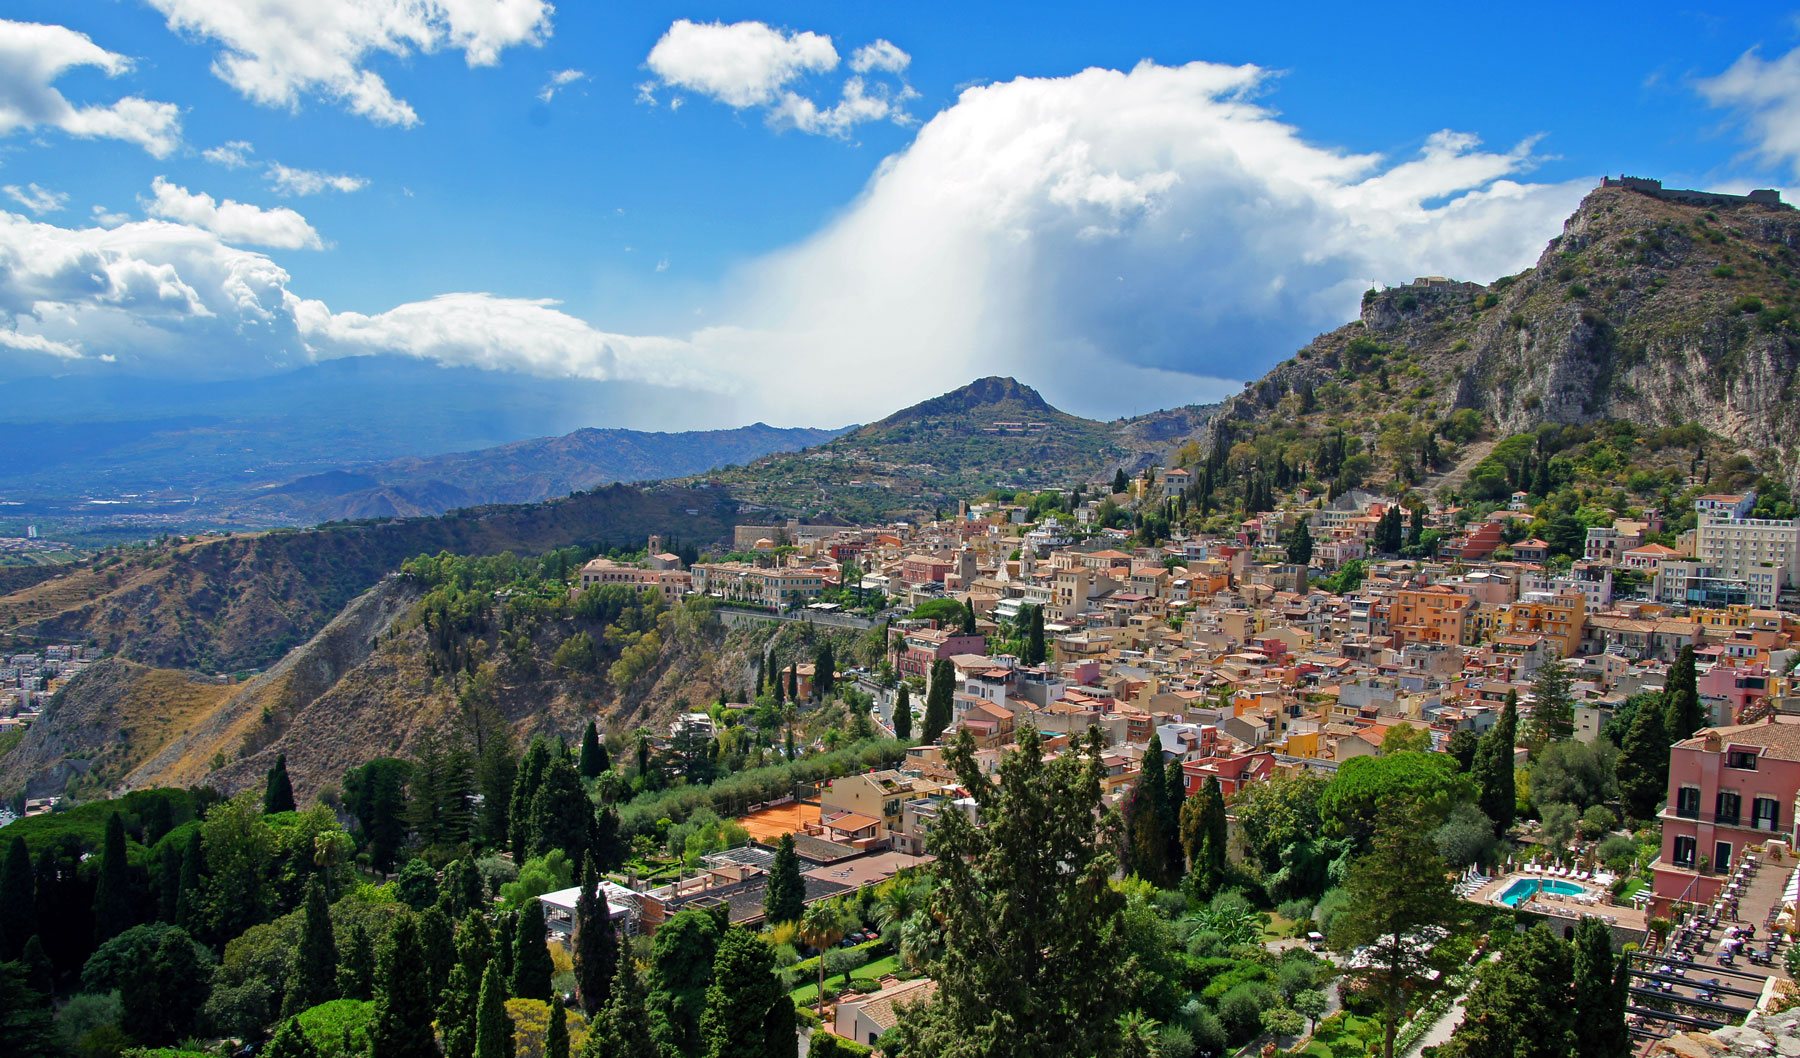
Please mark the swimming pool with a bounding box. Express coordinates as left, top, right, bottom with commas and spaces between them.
1497, 878, 1585, 907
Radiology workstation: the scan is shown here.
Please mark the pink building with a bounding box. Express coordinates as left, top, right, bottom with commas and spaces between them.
1652, 718, 1800, 915
1697, 661, 1774, 724
897, 627, 986, 680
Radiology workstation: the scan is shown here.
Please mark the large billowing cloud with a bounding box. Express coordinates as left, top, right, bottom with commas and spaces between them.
144, 177, 325, 250
0, 20, 182, 156
145, 0, 552, 126
0, 60, 1588, 425
1700, 43, 1800, 178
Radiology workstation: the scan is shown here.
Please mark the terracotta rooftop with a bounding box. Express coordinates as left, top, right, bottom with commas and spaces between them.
1677, 716, 1800, 762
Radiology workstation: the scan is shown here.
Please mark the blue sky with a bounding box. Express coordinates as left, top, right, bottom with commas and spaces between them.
4, 1, 1800, 429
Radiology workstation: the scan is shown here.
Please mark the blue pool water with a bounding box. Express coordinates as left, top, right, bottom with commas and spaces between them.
1498, 878, 1585, 907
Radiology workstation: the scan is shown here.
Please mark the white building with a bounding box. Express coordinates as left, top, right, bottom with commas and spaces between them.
1693, 510, 1799, 608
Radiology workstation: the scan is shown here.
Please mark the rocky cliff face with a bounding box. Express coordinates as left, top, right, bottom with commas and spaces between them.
1215, 183, 1800, 488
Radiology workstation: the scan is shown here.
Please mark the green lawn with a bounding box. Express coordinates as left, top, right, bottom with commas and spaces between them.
788, 954, 903, 1005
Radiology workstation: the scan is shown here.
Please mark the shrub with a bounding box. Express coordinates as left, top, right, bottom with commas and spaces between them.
294, 999, 374, 1058
1735, 295, 1764, 314
1713, 264, 1736, 278
809, 1034, 872, 1058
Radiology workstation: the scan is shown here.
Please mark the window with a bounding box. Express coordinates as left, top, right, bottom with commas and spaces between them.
1754, 797, 1781, 831
1676, 786, 1702, 819
1673, 835, 1697, 868
1715, 841, 1733, 872
1717, 790, 1742, 826
1727, 750, 1759, 771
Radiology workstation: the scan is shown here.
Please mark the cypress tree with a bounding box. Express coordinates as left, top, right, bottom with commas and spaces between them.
20, 933, 52, 998
1663, 646, 1703, 741
579, 721, 608, 779
1163, 758, 1187, 878
0, 836, 36, 960
369, 913, 437, 1058
264, 753, 297, 814
892, 684, 912, 741
494, 908, 517, 984
509, 739, 552, 860
921, 658, 955, 744
1124, 742, 1172, 887
1026, 604, 1047, 667
511, 899, 554, 1001
337, 922, 376, 1001
420, 905, 457, 1005
1180, 777, 1227, 896
959, 601, 976, 636
441, 963, 477, 1058
458, 910, 497, 1000
573, 856, 618, 1016
546, 998, 570, 1058
1471, 693, 1519, 836
772, 660, 785, 705
474, 962, 515, 1058
1573, 916, 1630, 1058
587, 944, 656, 1058
814, 641, 836, 700
762, 833, 804, 926
265, 1017, 322, 1058
92, 811, 133, 945
786, 665, 798, 702
439, 858, 484, 919
286, 877, 339, 1015
530, 757, 591, 861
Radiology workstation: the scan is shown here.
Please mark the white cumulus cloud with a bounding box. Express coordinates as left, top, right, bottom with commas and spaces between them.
145, 0, 553, 127
538, 68, 587, 102
4, 184, 69, 214
645, 20, 838, 108
1700, 43, 1800, 178
266, 163, 368, 196
143, 177, 325, 250
0, 20, 182, 156
850, 39, 909, 74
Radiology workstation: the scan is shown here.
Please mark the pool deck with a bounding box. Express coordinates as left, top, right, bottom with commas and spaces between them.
1467, 871, 1650, 933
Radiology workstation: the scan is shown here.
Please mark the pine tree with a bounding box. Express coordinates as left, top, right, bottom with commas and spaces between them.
586, 945, 656, 1058
1573, 916, 1630, 1058
512, 898, 554, 1001
337, 922, 376, 1000
762, 833, 804, 926
698, 927, 785, 1058
474, 962, 515, 1058
477, 733, 518, 851
1617, 695, 1672, 820
1663, 646, 1703, 741
494, 908, 517, 984
420, 905, 457, 1006
265, 1017, 322, 1058
1162, 745, 1187, 877
1112, 468, 1129, 495
441, 964, 478, 1058
892, 684, 912, 741
1124, 742, 1172, 887
285, 877, 339, 1015
369, 913, 437, 1058
0, 836, 36, 960
1523, 658, 1574, 753
579, 721, 608, 779
921, 658, 955, 744
92, 811, 133, 945
1471, 693, 1518, 836
264, 753, 297, 814
1452, 926, 1575, 1058
458, 910, 497, 998
771, 660, 785, 705
573, 856, 618, 1016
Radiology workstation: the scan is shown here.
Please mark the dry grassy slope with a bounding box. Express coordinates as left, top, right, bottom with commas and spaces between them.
0, 660, 235, 798
1214, 184, 1800, 488
0, 483, 737, 674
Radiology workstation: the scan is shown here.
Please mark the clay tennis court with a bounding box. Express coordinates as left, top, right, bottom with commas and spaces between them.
736, 801, 820, 841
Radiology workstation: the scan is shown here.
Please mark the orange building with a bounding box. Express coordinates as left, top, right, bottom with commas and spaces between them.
1390, 586, 1475, 648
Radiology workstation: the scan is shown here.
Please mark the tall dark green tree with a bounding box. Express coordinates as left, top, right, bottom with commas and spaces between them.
420, 905, 457, 1007
175, 826, 204, 931
1451, 926, 1575, 1058
573, 856, 619, 1017
579, 721, 609, 779
1286, 519, 1314, 566
530, 756, 592, 861
959, 601, 977, 636
646, 908, 722, 1058
1471, 693, 1518, 836
1025, 604, 1047, 667
762, 833, 804, 926
547, 998, 570, 1058
477, 731, 518, 851
474, 962, 514, 1058
586, 944, 657, 1058
408, 730, 476, 856
457, 911, 497, 1000
698, 927, 787, 1058
1573, 916, 1631, 1058
285, 877, 339, 1015
338, 922, 376, 1000
1123, 742, 1173, 887
814, 641, 836, 700
1663, 646, 1703, 741
92, 811, 134, 945
346, 757, 413, 875
441, 964, 478, 1058
1180, 777, 1228, 897
920, 658, 955, 744
892, 684, 913, 741
264, 752, 297, 814
786, 665, 798, 702
0, 836, 35, 960
1617, 693, 1672, 820
369, 913, 437, 1058
494, 908, 517, 985
121, 925, 209, 1045
1112, 468, 1129, 494
882, 727, 1129, 1058
511, 898, 554, 1001
1328, 804, 1463, 1058
510, 739, 553, 859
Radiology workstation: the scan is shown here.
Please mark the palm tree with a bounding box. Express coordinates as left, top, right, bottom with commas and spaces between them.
897, 911, 942, 972
800, 901, 853, 1017
873, 878, 927, 945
